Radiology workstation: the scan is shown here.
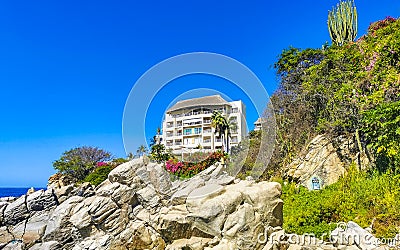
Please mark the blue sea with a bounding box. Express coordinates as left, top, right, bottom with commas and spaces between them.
0, 188, 46, 198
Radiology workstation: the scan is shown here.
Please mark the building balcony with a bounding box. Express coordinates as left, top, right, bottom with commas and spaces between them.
183, 121, 202, 127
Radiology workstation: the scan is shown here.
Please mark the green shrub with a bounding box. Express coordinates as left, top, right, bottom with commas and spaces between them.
84, 165, 113, 186
282, 166, 400, 238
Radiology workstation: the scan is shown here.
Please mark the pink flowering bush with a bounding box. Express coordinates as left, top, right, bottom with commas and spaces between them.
165, 158, 183, 174
164, 151, 226, 178
96, 162, 108, 167
368, 16, 397, 35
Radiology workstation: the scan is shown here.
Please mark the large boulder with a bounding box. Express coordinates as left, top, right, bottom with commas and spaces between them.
108, 158, 144, 186
286, 135, 372, 190
286, 135, 347, 189
3, 195, 29, 225
111, 220, 165, 250
43, 196, 84, 246
158, 180, 283, 249
27, 189, 58, 211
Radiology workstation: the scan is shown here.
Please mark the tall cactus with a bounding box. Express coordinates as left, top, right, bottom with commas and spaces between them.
328, 0, 358, 46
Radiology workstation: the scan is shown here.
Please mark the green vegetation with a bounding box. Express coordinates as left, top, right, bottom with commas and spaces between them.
53, 146, 112, 181
270, 15, 400, 239
84, 165, 113, 186
150, 143, 172, 163
211, 111, 231, 153
53, 146, 130, 186
282, 166, 400, 238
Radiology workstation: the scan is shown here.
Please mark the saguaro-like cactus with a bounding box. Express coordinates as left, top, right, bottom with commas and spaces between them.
328, 0, 358, 46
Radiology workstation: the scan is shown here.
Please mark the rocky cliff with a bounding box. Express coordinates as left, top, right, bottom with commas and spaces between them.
0, 158, 283, 250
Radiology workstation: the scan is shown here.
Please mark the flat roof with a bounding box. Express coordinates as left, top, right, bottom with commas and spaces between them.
167, 95, 230, 113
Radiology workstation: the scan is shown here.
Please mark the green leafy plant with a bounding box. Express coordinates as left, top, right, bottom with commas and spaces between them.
282, 166, 400, 238
150, 143, 172, 163
84, 164, 113, 186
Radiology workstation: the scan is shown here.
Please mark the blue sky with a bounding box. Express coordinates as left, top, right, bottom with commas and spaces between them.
0, 1, 399, 187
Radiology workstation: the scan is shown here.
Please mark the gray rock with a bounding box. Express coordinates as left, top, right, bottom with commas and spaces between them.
0, 197, 16, 202
43, 196, 84, 245
27, 189, 58, 211
136, 186, 160, 208
286, 135, 347, 189
23, 211, 50, 244
112, 220, 165, 249
69, 196, 96, 230
170, 178, 205, 205
2, 241, 24, 250
54, 184, 74, 203
3, 195, 29, 225
0, 202, 8, 225
87, 196, 118, 225
29, 241, 60, 250
71, 182, 95, 198
108, 158, 144, 186
72, 235, 112, 250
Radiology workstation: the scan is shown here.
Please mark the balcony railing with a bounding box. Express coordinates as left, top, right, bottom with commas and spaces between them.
184, 121, 202, 126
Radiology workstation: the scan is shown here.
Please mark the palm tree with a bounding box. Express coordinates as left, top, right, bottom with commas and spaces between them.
211, 111, 230, 153
136, 145, 148, 157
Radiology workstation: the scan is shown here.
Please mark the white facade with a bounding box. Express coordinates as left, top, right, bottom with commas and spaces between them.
161, 95, 246, 155
254, 117, 262, 131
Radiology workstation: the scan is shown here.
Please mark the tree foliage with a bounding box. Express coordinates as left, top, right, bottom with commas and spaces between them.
53, 146, 112, 181
150, 143, 171, 163
211, 111, 231, 153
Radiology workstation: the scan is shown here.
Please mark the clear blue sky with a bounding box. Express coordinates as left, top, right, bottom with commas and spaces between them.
0, 1, 399, 187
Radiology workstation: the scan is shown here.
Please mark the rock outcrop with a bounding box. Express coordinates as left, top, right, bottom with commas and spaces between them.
285, 135, 371, 190
0, 158, 283, 250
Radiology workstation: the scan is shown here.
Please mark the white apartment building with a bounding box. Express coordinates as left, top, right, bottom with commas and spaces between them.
162, 95, 246, 155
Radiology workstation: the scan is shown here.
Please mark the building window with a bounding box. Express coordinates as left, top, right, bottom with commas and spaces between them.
184, 128, 192, 135
231, 108, 238, 113
194, 127, 202, 134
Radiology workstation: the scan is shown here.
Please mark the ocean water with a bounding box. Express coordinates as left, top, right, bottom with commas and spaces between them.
0, 187, 46, 198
